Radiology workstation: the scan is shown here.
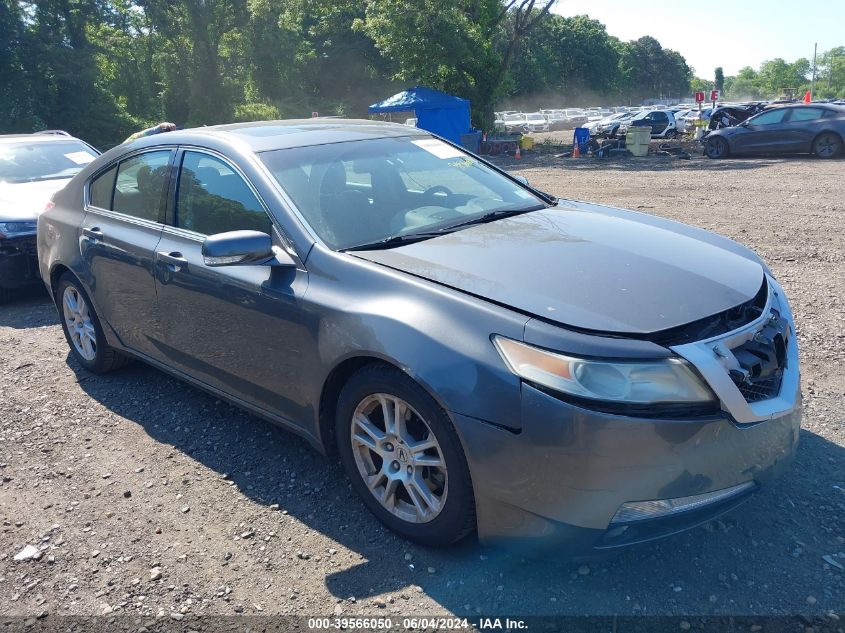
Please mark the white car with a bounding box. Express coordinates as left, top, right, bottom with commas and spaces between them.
521, 112, 550, 133
0, 131, 98, 302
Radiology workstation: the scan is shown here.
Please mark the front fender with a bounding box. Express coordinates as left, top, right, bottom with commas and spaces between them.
302, 247, 530, 434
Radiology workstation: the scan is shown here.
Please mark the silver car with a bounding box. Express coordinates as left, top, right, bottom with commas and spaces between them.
38, 120, 801, 551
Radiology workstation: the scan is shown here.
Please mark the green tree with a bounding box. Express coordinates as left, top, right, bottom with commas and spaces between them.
714, 66, 724, 93
508, 14, 621, 103
616, 36, 690, 100
727, 66, 762, 100
360, 0, 555, 129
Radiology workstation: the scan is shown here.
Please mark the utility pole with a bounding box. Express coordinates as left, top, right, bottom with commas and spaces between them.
811, 42, 818, 99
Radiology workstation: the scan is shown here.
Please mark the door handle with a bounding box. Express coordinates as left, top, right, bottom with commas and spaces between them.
82, 227, 103, 241
157, 251, 188, 272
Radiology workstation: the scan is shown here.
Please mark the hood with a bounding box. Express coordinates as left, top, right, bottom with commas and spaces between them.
354, 202, 764, 335
0, 179, 72, 221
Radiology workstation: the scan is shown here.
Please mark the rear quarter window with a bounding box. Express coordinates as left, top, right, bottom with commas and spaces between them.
89, 165, 117, 209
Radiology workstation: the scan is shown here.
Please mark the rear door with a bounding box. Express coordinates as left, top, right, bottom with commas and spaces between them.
152, 148, 311, 421
80, 149, 174, 357
778, 107, 828, 152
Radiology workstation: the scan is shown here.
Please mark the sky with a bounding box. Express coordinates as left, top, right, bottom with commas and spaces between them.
553, 0, 844, 78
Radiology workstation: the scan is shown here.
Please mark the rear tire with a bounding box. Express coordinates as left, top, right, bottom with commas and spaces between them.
56, 273, 130, 374
813, 132, 842, 158
336, 364, 476, 547
705, 136, 729, 159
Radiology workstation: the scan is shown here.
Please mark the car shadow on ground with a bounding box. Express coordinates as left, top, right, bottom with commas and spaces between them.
62, 351, 845, 618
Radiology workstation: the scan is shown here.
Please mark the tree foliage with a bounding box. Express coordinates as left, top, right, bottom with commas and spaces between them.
1, 1, 717, 147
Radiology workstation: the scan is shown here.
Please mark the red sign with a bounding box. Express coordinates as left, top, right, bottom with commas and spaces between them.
694, 91, 705, 103
311, 111, 319, 118
710, 90, 721, 102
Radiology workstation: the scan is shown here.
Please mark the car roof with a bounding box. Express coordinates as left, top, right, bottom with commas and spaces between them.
148, 119, 432, 153
0, 132, 86, 145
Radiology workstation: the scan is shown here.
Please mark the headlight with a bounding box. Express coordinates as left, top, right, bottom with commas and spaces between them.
0, 221, 38, 238
493, 336, 715, 405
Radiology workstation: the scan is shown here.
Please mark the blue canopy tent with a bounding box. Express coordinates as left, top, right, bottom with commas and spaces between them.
368, 86, 472, 145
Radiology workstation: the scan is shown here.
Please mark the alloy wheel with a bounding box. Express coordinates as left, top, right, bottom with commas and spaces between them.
706, 137, 728, 159
814, 133, 841, 158
350, 393, 447, 524
62, 286, 97, 361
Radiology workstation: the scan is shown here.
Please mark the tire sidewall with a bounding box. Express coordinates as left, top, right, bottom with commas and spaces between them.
56, 274, 109, 373
335, 366, 475, 547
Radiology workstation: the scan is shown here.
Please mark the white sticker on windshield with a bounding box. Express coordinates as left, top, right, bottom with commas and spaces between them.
64, 151, 96, 165
411, 139, 464, 159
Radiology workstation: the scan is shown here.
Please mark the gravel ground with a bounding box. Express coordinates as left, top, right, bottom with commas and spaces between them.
1, 154, 843, 626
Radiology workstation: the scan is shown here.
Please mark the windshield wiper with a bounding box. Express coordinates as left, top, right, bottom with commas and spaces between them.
344, 231, 448, 252
344, 205, 546, 252
435, 204, 545, 232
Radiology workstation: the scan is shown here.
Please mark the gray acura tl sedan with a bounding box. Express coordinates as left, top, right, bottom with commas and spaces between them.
38, 120, 801, 552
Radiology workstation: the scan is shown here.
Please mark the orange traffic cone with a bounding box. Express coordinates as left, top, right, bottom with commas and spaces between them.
514, 145, 521, 159
803, 90, 812, 103
572, 141, 581, 158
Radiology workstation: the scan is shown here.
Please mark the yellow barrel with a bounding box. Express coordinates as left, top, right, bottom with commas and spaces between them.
626, 126, 651, 157
519, 135, 534, 150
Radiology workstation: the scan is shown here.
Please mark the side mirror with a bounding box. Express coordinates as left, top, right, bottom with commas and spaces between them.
201, 230, 294, 267
511, 174, 529, 186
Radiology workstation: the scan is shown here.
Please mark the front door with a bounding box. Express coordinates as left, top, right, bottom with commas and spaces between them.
732, 108, 789, 154
80, 149, 173, 358
152, 149, 312, 423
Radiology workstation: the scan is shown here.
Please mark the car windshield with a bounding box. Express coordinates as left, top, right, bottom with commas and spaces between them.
260, 136, 547, 250
0, 140, 97, 184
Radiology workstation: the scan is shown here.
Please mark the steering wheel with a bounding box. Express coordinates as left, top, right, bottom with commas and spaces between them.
421, 185, 454, 205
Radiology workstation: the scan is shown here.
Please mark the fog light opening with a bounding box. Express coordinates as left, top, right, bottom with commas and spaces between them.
610, 481, 756, 525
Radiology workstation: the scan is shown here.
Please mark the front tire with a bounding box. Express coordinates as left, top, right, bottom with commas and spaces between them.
705, 136, 729, 159
56, 273, 130, 374
336, 364, 476, 547
813, 132, 842, 158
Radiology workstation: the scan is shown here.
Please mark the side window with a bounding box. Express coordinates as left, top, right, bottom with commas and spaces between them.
653, 112, 669, 123
788, 107, 825, 122
113, 151, 171, 222
747, 109, 787, 126
89, 165, 117, 209
176, 152, 272, 236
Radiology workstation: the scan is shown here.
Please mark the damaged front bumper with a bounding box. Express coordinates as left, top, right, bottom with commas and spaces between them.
452, 275, 801, 553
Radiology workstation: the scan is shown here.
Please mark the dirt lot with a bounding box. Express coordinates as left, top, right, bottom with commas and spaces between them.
1, 154, 843, 626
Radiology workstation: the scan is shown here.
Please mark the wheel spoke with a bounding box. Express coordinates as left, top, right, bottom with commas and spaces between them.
381, 478, 399, 507
80, 333, 95, 359
366, 472, 386, 491
406, 475, 441, 518
378, 395, 395, 434
63, 290, 77, 315
408, 435, 438, 455
413, 453, 445, 469
354, 414, 386, 448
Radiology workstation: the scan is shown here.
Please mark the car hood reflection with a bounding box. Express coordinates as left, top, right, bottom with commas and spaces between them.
352, 203, 764, 335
